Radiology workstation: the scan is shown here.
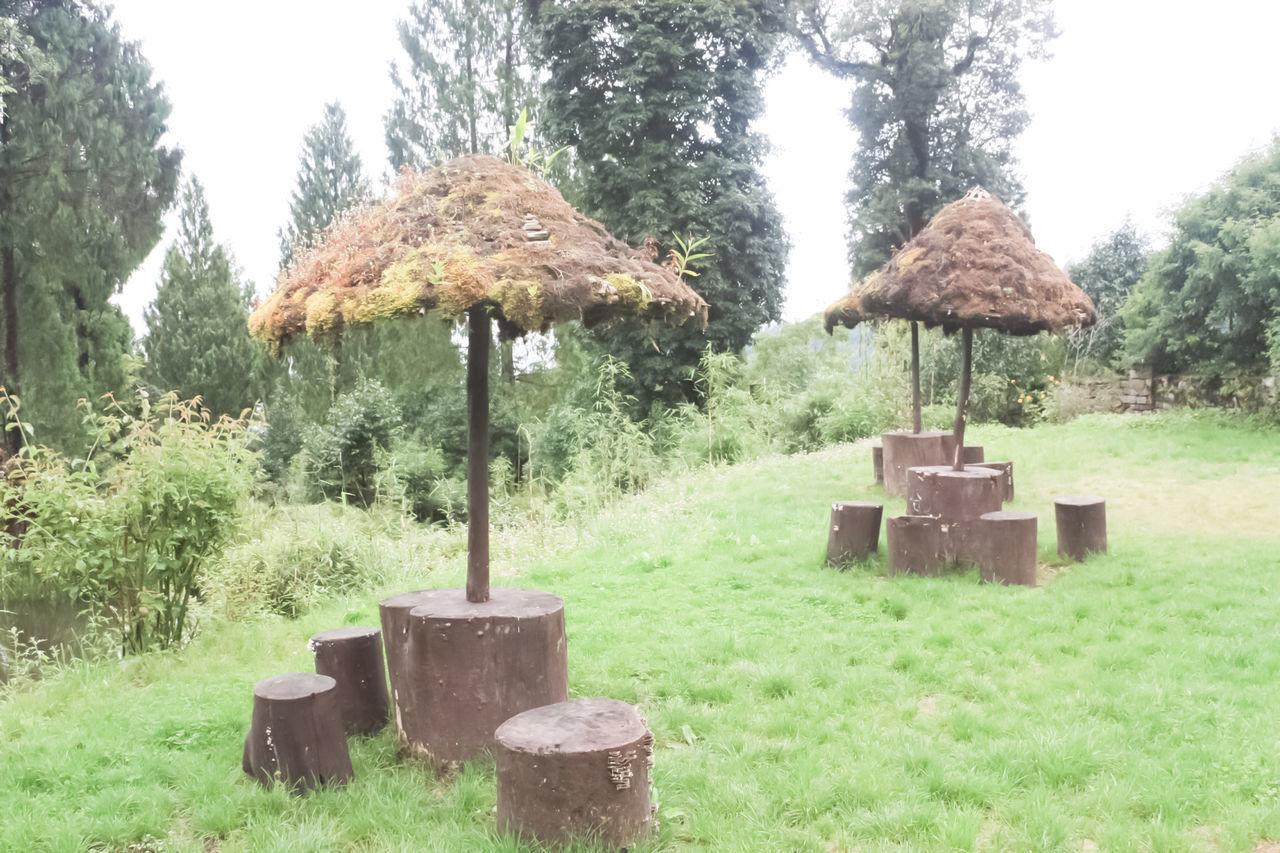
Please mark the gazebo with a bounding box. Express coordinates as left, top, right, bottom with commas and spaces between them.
250, 154, 706, 764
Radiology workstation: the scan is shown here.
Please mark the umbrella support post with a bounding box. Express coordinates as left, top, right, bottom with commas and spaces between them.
911, 322, 922, 434
951, 327, 974, 471
467, 306, 491, 604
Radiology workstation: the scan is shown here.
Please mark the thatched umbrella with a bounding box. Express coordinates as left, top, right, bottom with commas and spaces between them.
825, 187, 1096, 470
250, 154, 708, 601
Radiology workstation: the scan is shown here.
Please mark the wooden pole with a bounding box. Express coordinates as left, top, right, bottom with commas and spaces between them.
466, 305, 491, 603
911, 321, 922, 434
951, 327, 973, 471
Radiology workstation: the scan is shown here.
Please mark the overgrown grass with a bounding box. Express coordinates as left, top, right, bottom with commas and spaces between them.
3, 411, 1280, 851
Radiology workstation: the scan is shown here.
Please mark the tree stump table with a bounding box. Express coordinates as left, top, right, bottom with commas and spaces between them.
309, 627, 389, 736
242, 673, 353, 792
906, 465, 1004, 520
978, 511, 1038, 586
379, 590, 436, 747
1055, 494, 1107, 560
400, 587, 568, 768
969, 460, 1015, 502
880, 430, 951, 497
826, 501, 883, 566
495, 697, 655, 848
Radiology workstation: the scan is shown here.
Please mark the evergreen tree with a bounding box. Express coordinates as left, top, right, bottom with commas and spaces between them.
794, 0, 1056, 275
0, 0, 181, 451
532, 0, 790, 407
1065, 222, 1147, 369
143, 178, 262, 419
278, 102, 369, 269
384, 0, 535, 169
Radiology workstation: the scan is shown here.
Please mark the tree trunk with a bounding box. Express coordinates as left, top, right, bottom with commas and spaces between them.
466, 305, 491, 603
911, 321, 922, 433
1, 244, 18, 457
951, 327, 973, 471
500, 340, 515, 383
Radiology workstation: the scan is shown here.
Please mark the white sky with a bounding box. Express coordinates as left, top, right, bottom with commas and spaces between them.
106, 0, 1280, 335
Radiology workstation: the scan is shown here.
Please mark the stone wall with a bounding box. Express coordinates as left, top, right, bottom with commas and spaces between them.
1120, 365, 1277, 414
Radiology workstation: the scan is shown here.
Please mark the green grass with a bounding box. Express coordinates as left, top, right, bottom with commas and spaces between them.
3, 411, 1280, 851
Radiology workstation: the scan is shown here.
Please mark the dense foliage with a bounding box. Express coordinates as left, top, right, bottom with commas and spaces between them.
1123, 139, 1280, 374
0, 0, 180, 452
142, 178, 265, 419
793, 0, 1056, 275
533, 0, 790, 406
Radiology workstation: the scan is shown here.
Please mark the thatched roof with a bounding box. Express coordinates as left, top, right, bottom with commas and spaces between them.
249, 154, 708, 354
824, 187, 1096, 336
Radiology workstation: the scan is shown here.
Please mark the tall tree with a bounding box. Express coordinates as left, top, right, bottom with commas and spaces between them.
1065, 222, 1147, 370
142, 178, 262, 419
794, 0, 1056, 275
384, 0, 535, 170
1123, 139, 1280, 374
0, 0, 180, 452
278, 102, 370, 269
532, 0, 790, 406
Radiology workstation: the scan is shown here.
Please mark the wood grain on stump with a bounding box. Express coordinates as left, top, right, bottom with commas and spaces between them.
378, 590, 435, 746
872, 445, 884, 484
880, 430, 951, 497
242, 673, 353, 793
309, 627, 389, 736
886, 515, 944, 576
402, 586, 568, 767
826, 501, 883, 566
1055, 495, 1106, 560
906, 465, 1003, 520
495, 697, 655, 849
969, 461, 1014, 502
978, 511, 1038, 586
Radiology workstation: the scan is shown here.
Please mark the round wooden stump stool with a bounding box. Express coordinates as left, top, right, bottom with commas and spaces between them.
871, 445, 884, 484
495, 697, 655, 848
379, 590, 435, 746
1055, 495, 1106, 560
906, 465, 1003, 520
310, 627, 390, 736
402, 587, 568, 767
826, 501, 883, 566
881, 430, 951, 497
242, 673, 353, 793
886, 515, 944, 576
979, 511, 1038, 586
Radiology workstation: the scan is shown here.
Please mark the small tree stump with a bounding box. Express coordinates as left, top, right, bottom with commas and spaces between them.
378, 590, 435, 746
880, 430, 951, 497
1055, 495, 1107, 560
309, 627, 390, 736
495, 697, 655, 848
906, 465, 1003, 520
962, 445, 985, 464
242, 673, 353, 793
872, 445, 884, 484
826, 501, 883, 566
402, 587, 569, 767
886, 515, 944, 576
969, 461, 1014, 501
978, 511, 1038, 586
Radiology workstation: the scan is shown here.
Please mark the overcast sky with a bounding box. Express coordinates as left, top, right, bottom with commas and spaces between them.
106, 0, 1280, 336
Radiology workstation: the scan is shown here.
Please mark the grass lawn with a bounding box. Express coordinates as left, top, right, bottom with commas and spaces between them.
3, 411, 1280, 852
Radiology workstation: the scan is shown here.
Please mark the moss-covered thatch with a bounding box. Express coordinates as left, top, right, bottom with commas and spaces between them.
824, 187, 1096, 336
249, 154, 708, 355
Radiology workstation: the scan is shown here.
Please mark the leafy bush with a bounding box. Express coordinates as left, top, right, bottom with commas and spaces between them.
300, 380, 402, 506
384, 439, 466, 524
1, 392, 256, 655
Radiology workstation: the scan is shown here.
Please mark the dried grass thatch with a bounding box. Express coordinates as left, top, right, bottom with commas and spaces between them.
825, 187, 1096, 336
249, 154, 708, 354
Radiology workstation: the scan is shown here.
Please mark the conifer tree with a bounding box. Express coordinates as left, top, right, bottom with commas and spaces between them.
143, 178, 261, 419
278, 102, 370, 269
0, 0, 180, 451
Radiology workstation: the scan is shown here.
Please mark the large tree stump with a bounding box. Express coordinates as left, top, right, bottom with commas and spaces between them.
886, 515, 944, 576
242, 673, 353, 793
872, 445, 884, 484
978, 511, 1038, 586
826, 501, 883, 566
495, 698, 655, 848
969, 461, 1014, 502
906, 465, 1003, 520
378, 590, 435, 746
1055, 495, 1107, 560
401, 586, 568, 768
880, 430, 951, 497
309, 627, 390, 736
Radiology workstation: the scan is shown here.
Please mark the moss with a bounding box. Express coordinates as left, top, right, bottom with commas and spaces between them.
492, 277, 546, 332
433, 248, 493, 319
606, 274, 651, 309
304, 291, 341, 344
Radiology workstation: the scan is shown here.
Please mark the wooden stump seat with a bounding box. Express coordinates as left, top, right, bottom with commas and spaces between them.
1055, 494, 1107, 560
242, 673, 353, 793
495, 697, 655, 848
826, 501, 883, 566
886, 515, 944, 577
978, 511, 1038, 586
309, 626, 390, 736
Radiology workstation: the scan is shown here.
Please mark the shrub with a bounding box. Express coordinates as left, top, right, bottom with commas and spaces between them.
300, 380, 402, 506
